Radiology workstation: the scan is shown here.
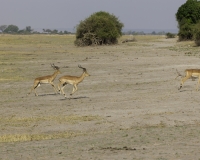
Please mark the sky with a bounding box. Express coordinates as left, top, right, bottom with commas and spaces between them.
0, 0, 187, 32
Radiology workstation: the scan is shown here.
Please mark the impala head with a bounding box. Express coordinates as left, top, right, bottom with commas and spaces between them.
51, 63, 61, 74
78, 65, 90, 77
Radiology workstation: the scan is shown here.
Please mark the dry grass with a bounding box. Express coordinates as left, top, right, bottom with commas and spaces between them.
1, 34, 200, 159
0, 34, 164, 83
0, 131, 82, 143
0, 34, 76, 82
0, 115, 102, 142
0, 115, 101, 124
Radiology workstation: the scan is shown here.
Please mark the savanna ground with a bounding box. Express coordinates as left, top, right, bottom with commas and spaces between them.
0, 34, 200, 160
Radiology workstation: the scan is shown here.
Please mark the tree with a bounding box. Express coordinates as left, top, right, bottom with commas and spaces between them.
45, 29, 52, 34
51, 29, 58, 34
176, 0, 200, 26
74, 11, 124, 46
25, 26, 33, 33
0, 25, 7, 33
17, 26, 33, 34
4, 25, 19, 33
43, 29, 52, 33
64, 30, 70, 34
176, 0, 200, 41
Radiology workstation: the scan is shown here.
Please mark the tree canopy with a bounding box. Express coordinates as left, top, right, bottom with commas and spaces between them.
176, 0, 200, 26
176, 0, 200, 41
0, 25, 7, 32
74, 11, 124, 46
4, 25, 19, 33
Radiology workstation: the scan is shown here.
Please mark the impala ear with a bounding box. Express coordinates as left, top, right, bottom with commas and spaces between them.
78, 65, 86, 71
51, 63, 59, 70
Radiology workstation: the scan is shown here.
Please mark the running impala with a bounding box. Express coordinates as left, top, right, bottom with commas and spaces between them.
58, 65, 90, 98
177, 69, 200, 91
27, 64, 61, 96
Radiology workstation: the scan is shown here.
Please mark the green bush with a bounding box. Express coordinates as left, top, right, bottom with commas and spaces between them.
178, 22, 194, 41
176, 0, 200, 41
193, 22, 200, 46
195, 31, 200, 46
75, 11, 124, 46
166, 32, 176, 38
176, 0, 200, 25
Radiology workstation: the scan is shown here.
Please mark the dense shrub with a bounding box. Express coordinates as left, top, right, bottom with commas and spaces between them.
74, 11, 124, 46
176, 0, 200, 25
176, 0, 200, 41
193, 22, 200, 46
178, 22, 194, 41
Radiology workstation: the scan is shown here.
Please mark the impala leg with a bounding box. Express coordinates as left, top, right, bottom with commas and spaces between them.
179, 75, 191, 90
60, 84, 67, 98
27, 82, 39, 96
34, 88, 38, 96
70, 84, 78, 96
27, 86, 34, 96
34, 83, 40, 96
50, 82, 58, 94
58, 82, 63, 94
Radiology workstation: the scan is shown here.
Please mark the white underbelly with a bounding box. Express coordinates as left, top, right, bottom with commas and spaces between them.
192, 74, 199, 77
40, 80, 49, 84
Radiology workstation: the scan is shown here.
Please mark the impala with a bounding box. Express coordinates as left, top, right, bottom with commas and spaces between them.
58, 65, 90, 98
27, 64, 61, 96
177, 69, 200, 91
175, 69, 197, 81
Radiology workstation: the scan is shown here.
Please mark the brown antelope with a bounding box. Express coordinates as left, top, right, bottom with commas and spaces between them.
176, 69, 200, 91
58, 65, 90, 98
27, 64, 61, 96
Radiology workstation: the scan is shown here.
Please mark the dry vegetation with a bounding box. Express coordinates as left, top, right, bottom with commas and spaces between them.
1, 34, 200, 159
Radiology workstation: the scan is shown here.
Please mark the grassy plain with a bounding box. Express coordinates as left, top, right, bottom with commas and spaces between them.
1, 34, 200, 159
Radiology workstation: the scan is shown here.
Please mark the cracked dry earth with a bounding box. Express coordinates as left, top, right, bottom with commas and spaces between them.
1, 35, 200, 160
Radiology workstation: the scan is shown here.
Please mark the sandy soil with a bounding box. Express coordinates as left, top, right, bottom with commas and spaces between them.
1, 35, 200, 160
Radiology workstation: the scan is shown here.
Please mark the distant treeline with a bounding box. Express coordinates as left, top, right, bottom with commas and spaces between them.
123, 30, 173, 35
0, 24, 175, 36
0, 25, 72, 34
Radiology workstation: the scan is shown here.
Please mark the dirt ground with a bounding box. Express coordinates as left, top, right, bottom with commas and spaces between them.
1, 35, 200, 160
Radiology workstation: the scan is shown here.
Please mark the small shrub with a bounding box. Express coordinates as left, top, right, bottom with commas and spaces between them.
166, 32, 176, 38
